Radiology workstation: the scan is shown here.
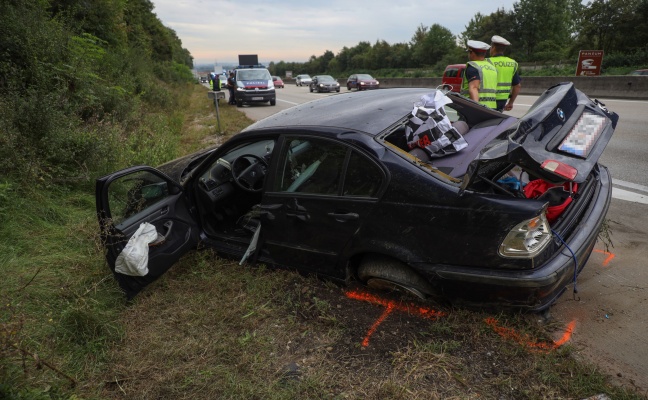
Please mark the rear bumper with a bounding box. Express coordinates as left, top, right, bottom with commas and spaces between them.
417, 166, 611, 311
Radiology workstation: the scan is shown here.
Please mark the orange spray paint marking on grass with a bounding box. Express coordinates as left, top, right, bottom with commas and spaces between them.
484, 317, 576, 352
593, 249, 615, 266
345, 290, 447, 347
362, 304, 394, 347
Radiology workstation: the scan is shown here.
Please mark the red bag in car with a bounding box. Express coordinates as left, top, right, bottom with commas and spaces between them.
523, 180, 578, 223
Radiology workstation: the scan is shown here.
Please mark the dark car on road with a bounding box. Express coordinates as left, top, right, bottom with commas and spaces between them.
346, 74, 379, 91
96, 83, 618, 311
310, 75, 340, 93
629, 69, 648, 76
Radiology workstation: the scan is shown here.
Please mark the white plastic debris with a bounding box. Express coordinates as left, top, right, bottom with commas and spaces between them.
240, 224, 261, 265
115, 222, 159, 276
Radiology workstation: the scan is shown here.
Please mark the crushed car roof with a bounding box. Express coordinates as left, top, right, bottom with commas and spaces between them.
243, 88, 434, 135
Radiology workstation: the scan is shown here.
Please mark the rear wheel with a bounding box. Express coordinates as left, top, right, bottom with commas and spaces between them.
357, 255, 433, 299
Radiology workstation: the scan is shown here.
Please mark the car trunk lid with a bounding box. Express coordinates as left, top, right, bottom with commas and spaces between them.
462, 82, 619, 191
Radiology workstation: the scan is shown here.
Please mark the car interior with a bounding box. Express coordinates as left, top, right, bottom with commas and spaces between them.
382, 98, 517, 178
192, 136, 377, 241
194, 139, 275, 238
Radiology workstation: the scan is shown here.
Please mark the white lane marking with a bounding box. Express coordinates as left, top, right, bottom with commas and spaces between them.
612, 187, 648, 205
596, 98, 648, 105
278, 99, 300, 106
613, 179, 648, 194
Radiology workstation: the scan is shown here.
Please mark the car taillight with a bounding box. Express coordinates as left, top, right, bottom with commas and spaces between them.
499, 212, 552, 259
541, 160, 578, 180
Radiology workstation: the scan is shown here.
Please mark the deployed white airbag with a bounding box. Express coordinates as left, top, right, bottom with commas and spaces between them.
115, 222, 159, 276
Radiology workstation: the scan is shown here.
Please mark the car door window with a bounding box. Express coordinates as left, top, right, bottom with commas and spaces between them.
343, 151, 383, 197
273, 137, 383, 197
107, 170, 171, 226
275, 138, 345, 195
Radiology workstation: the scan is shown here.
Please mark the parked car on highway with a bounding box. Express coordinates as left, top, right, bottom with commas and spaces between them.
310, 75, 340, 93
346, 74, 379, 91
272, 76, 285, 88
96, 83, 618, 311
219, 74, 227, 89
629, 69, 648, 76
442, 64, 465, 93
295, 74, 312, 86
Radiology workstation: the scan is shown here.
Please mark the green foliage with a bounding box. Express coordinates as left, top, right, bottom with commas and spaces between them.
0, 0, 194, 186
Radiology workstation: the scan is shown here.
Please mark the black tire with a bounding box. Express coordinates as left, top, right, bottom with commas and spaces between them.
357, 255, 433, 299
309, 85, 313, 93
236, 99, 243, 107
270, 98, 276, 106
336, 88, 340, 92
347, 84, 351, 91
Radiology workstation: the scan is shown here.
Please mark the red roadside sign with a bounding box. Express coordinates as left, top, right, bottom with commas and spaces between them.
576, 50, 604, 76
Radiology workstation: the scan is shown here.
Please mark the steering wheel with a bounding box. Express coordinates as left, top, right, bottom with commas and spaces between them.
231, 154, 268, 193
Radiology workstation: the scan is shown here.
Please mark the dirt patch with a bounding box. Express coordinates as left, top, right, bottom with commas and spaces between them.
550, 201, 648, 395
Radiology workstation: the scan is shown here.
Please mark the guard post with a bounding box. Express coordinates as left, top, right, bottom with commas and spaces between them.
207, 91, 226, 134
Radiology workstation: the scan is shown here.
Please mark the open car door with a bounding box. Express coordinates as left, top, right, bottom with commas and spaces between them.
96, 166, 200, 299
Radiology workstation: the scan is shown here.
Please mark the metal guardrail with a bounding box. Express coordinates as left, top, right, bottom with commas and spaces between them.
370, 76, 648, 100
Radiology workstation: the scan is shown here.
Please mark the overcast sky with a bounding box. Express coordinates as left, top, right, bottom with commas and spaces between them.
152, 0, 519, 66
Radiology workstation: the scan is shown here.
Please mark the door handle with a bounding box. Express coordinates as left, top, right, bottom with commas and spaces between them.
150, 221, 173, 246
259, 204, 282, 210
327, 212, 359, 221
286, 211, 310, 221
258, 204, 282, 221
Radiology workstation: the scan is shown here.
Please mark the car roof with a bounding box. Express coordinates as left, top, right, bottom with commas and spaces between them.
244, 88, 433, 135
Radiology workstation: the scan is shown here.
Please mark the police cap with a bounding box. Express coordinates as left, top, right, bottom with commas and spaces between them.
467, 40, 490, 53
491, 35, 511, 46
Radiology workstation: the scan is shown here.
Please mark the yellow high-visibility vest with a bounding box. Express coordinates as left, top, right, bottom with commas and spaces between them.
460, 60, 498, 109
489, 56, 519, 101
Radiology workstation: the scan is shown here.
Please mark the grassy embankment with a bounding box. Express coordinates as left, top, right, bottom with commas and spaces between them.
1, 84, 645, 399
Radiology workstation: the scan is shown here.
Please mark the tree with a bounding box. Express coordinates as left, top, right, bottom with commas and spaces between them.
411, 23, 456, 66
575, 0, 644, 54
512, 0, 576, 60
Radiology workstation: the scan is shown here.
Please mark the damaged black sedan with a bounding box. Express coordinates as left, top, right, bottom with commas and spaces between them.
96, 83, 618, 311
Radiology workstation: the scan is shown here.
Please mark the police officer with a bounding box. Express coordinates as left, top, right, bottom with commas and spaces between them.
226, 72, 236, 105
461, 40, 498, 110
489, 35, 521, 112
212, 73, 221, 91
